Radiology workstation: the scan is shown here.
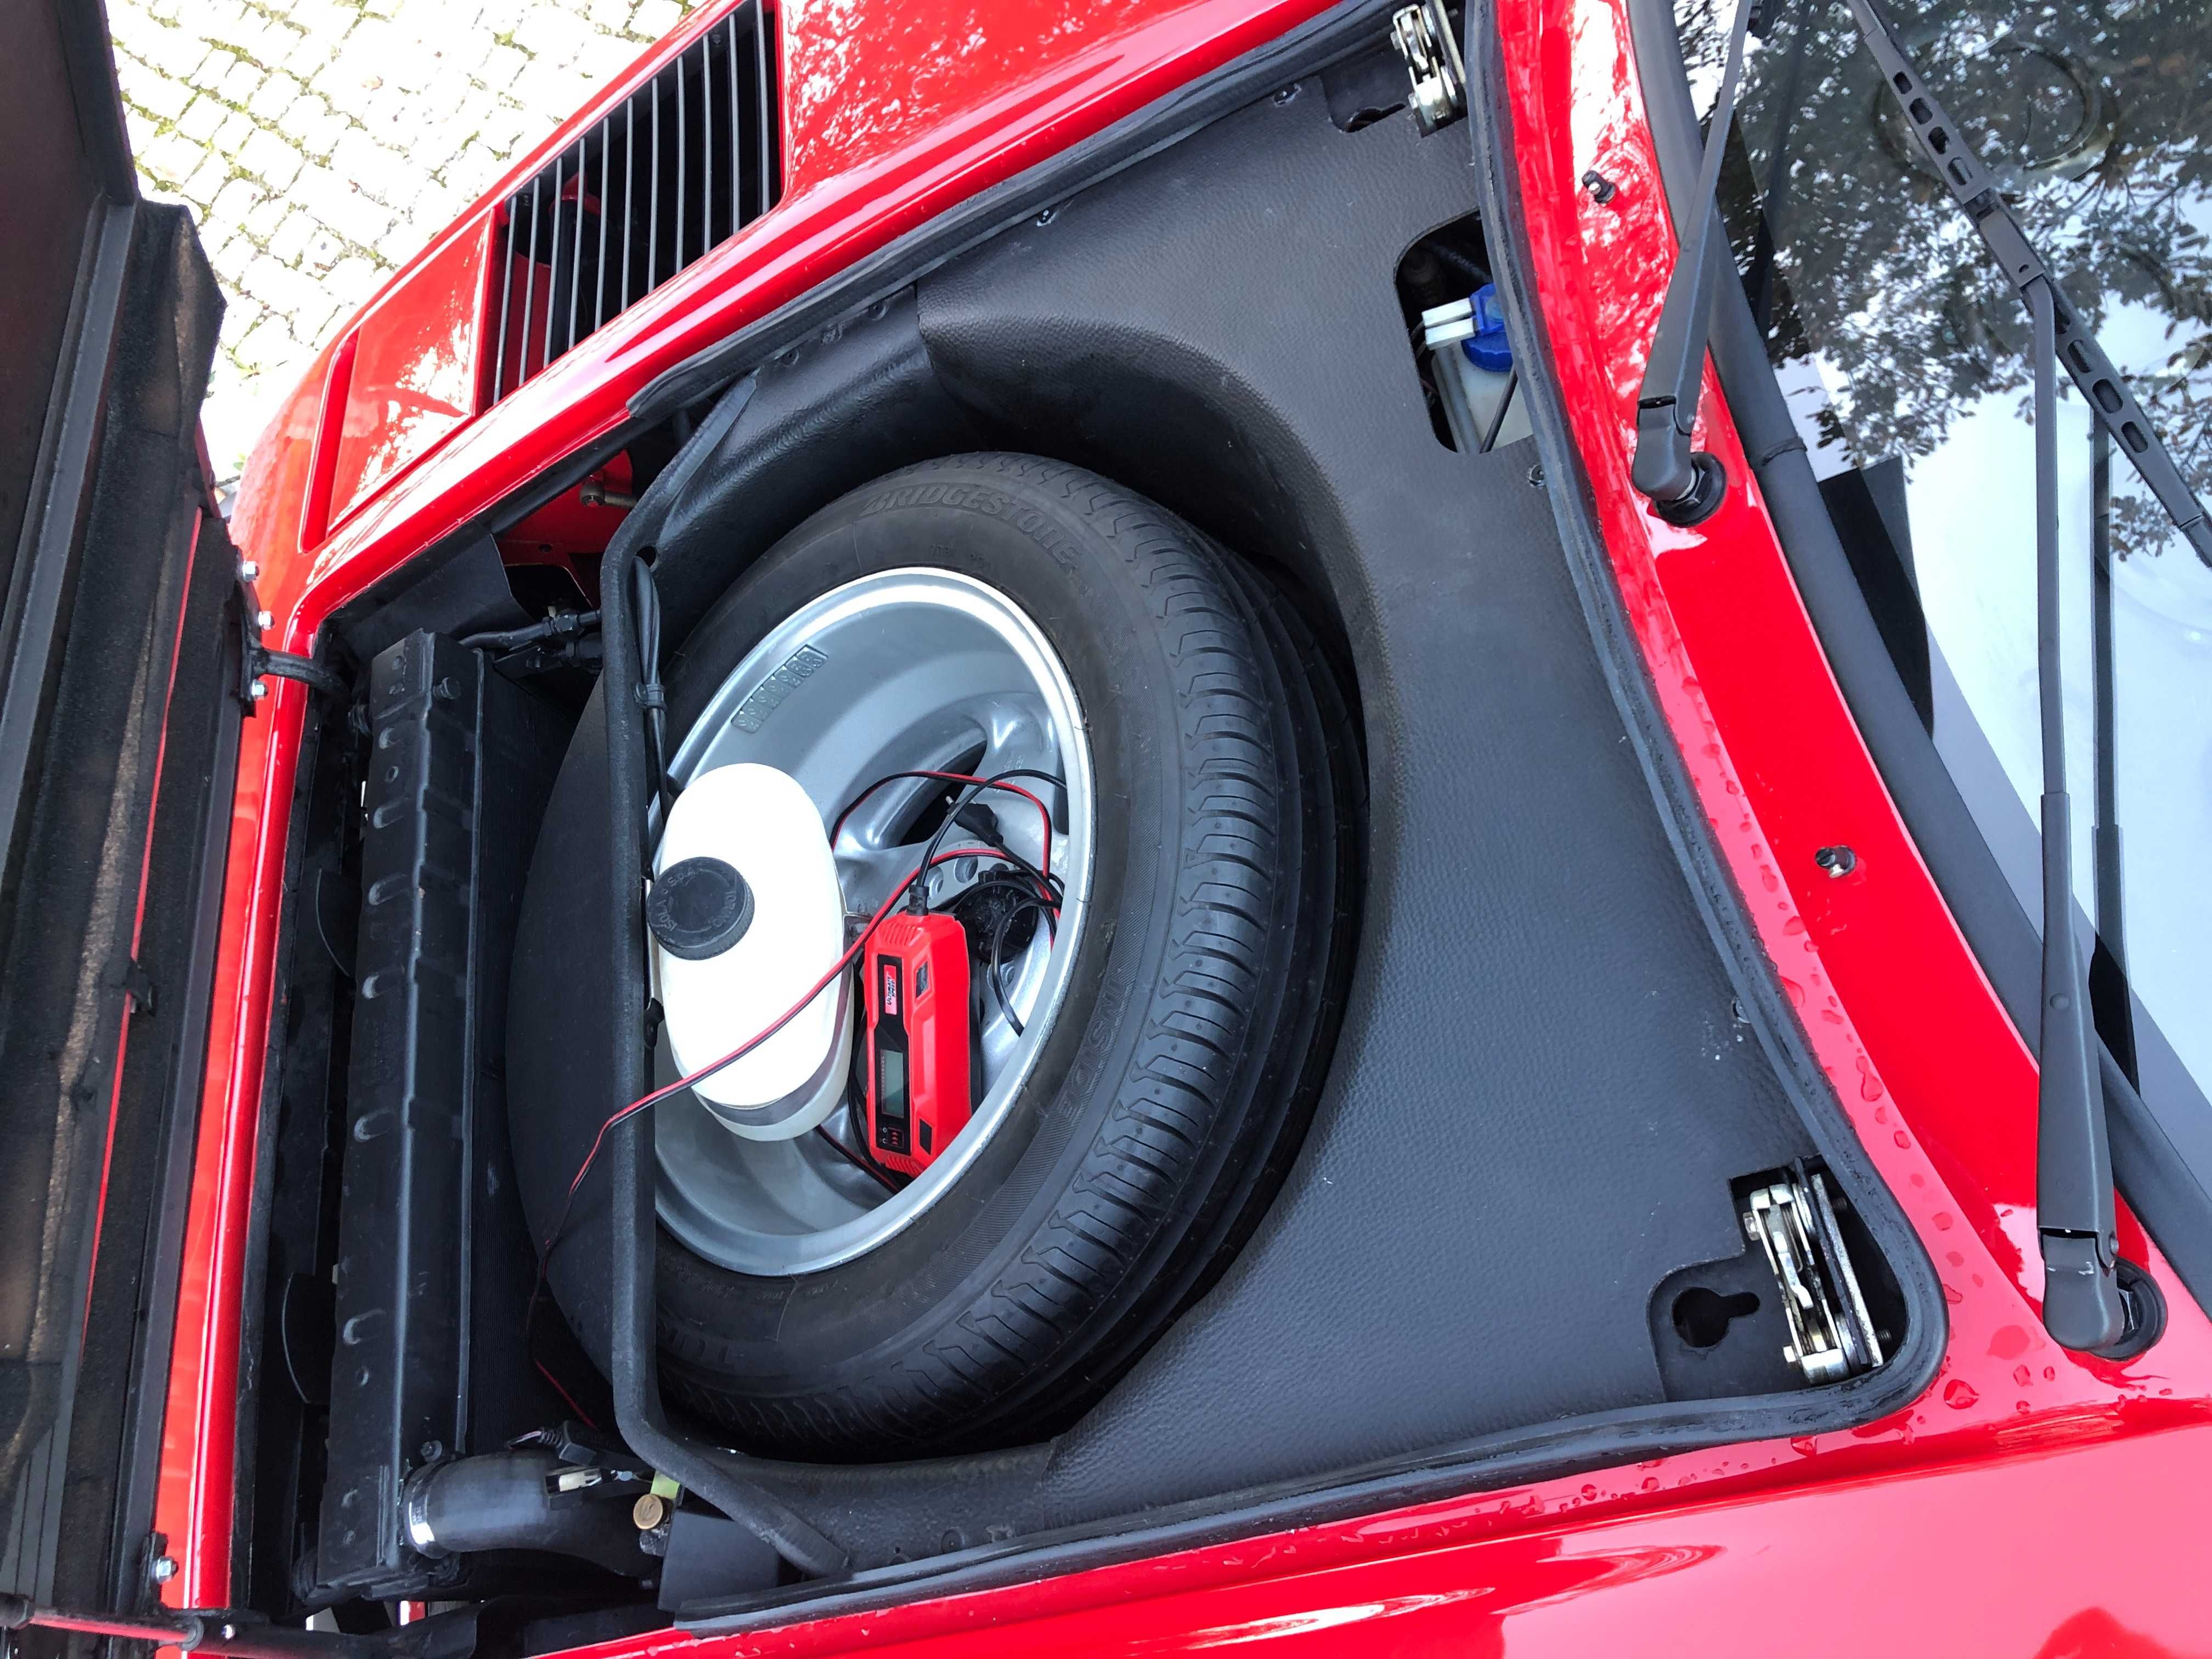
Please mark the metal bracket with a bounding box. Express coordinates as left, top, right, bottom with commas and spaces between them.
1742, 1169, 1884, 1385
235, 559, 348, 709
117, 956, 157, 1016
1390, 0, 1466, 136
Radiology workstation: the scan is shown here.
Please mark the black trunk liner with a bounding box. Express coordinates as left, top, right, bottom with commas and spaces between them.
503, 58, 1938, 1596
964, 134, 1779, 1491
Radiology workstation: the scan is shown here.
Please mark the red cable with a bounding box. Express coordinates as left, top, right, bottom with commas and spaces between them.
526, 833, 1063, 1409
538, 845, 1051, 1266
533, 1356, 599, 1428
829, 770, 1055, 890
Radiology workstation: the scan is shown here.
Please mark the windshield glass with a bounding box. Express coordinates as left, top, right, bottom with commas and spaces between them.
1672, 0, 2212, 1111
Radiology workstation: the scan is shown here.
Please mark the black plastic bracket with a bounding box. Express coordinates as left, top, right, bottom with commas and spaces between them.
312, 633, 483, 1598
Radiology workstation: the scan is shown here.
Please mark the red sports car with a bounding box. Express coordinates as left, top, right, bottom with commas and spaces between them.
5, 0, 2211, 1651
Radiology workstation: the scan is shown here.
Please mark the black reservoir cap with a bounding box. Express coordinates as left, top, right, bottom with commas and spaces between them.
648, 856, 755, 960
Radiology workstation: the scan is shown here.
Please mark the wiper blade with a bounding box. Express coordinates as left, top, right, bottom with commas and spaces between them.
1839, 0, 2186, 1352
1840, 0, 2212, 568
1629, 0, 1756, 526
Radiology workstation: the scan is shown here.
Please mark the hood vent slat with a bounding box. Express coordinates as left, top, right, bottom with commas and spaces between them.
488, 2, 780, 407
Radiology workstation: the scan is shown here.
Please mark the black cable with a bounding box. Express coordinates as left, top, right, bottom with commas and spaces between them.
984, 897, 1052, 1036
814, 1121, 902, 1193
828, 771, 1060, 912
633, 561, 673, 821
1478, 368, 1520, 454
460, 608, 601, 653
981, 767, 1071, 832
915, 769, 1068, 912
949, 806, 1063, 910
951, 868, 1057, 1037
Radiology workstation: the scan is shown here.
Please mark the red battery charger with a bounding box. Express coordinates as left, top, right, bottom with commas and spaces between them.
864, 912, 972, 1176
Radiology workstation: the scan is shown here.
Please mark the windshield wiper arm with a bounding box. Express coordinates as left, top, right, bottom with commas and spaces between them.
1838, 0, 2197, 1352
1629, 0, 1756, 526
2023, 278, 2126, 1352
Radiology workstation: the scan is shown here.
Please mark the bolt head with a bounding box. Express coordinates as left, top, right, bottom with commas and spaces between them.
238, 560, 259, 582
248, 678, 268, 701
256, 609, 273, 630
150, 1555, 178, 1583
1814, 844, 1858, 878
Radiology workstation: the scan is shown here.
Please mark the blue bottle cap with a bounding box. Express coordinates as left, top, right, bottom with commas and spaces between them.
1463, 284, 1513, 373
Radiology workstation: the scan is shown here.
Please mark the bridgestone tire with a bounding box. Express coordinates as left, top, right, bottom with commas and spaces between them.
528, 454, 1359, 1460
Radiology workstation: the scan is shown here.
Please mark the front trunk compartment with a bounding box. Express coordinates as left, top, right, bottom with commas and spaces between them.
229, 14, 1943, 1639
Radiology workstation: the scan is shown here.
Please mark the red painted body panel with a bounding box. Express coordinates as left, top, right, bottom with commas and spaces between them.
163, 0, 1344, 1609
325, 222, 490, 526
168, 0, 2212, 1640
555, 1425, 2212, 1655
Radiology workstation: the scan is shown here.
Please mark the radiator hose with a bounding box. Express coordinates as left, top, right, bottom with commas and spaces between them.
400, 1449, 649, 1579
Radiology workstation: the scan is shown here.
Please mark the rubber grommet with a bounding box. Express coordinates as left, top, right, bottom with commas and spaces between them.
647, 856, 755, 960
1652, 450, 1729, 528
2094, 1256, 2168, 1362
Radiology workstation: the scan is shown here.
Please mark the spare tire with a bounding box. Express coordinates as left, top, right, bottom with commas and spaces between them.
511, 454, 1359, 1459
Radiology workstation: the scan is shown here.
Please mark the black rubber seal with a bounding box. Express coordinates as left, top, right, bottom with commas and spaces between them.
647, 856, 755, 960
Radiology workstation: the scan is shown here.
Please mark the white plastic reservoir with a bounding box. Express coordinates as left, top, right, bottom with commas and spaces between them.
651, 763, 851, 1140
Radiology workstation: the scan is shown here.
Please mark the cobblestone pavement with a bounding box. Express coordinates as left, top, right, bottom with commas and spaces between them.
110, 0, 699, 479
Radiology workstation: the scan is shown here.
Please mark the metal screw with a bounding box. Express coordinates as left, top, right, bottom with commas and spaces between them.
237, 560, 259, 582
255, 609, 273, 630
248, 679, 268, 701
418, 1440, 444, 1464
149, 1555, 178, 1584
1272, 83, 1300, 105
1035, 206, 1057, 226
633, 1493, 668, 1530
1581, 168, 1618, 203
1814, 845, 1858, 878
1527, 464, 1547, 488
218, 1626, 239, 1642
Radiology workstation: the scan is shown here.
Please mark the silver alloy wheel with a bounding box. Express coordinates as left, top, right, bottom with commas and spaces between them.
651, 568, 1094, 1276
